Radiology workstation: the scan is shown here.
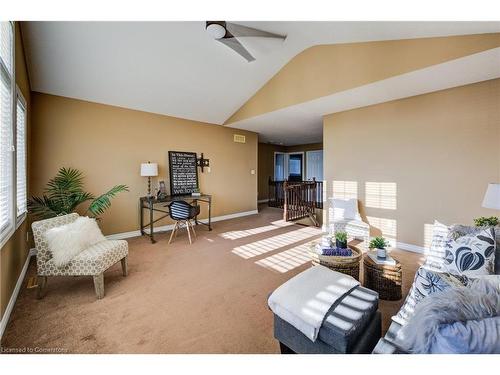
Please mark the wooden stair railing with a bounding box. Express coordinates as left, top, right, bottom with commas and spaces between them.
268, 178, 323, 210
283, 179, 319, 226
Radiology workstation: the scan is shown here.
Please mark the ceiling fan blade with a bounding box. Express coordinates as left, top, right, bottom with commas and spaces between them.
217, 37, 255, 62
226, 22, 286, 40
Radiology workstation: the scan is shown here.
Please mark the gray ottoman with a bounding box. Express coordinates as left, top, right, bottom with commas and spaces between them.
273, 286, 381, 354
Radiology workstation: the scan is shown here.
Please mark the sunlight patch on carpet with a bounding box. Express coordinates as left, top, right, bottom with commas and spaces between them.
219, 221, 293, 240
254, 242, 313, 273
232, 226, 321, 259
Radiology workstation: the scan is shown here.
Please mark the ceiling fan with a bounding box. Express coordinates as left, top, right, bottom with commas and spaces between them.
205, 21, 286, 62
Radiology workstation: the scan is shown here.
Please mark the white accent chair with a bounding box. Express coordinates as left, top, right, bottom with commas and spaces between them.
328, 198, 370, 247
31, 213, 129, 299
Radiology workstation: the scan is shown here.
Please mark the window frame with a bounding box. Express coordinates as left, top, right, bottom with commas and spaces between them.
0, 21, 16, 249
15, 86, 27, 229
273, 151, 286, 181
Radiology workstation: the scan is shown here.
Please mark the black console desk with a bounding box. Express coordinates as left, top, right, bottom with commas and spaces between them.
139, 194, 212, 243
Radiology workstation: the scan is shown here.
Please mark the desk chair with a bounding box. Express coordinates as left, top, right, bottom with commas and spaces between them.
168, 200, 201, 244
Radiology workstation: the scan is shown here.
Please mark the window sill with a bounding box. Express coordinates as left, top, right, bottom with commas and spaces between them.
0, 224, 15, 250
15, 212, 27, 230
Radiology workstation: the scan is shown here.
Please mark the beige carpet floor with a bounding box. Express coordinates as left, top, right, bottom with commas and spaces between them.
1, 206, 423, 353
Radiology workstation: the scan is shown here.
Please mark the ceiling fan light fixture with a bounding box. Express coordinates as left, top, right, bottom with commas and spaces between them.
206, 23, 226, 40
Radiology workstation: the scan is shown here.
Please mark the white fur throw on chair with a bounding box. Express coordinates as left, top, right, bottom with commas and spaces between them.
45, 216, 106, 267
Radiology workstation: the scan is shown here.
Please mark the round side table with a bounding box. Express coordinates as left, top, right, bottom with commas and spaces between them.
308, 243, 362, 281
363, 254, 402, 300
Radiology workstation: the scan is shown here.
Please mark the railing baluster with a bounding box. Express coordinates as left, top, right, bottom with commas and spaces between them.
267, 178, 322, 226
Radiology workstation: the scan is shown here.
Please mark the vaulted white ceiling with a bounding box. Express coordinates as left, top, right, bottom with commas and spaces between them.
22, 21, 500, 127
229, 47, 500, 145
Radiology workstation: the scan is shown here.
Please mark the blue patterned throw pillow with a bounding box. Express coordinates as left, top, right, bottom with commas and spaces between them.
392, 266, 466, 325
443, 227, 496, 277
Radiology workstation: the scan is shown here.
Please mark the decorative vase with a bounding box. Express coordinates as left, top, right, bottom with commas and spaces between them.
376, 247, 386, 258
336, 239, 347, 249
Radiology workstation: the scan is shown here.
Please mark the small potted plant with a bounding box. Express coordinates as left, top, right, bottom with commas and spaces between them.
474, 216, 499, 227
335, 231, 348, 249
369, 236, 390, 259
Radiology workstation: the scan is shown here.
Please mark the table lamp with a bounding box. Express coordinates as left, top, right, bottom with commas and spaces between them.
482, 183, 500, 210
140, 162, 158, 196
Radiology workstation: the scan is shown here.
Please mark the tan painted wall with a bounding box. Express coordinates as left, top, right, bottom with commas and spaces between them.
286, 143, 323, 154
29, 93, 258, 236
1, 23, 32, 320
227, 33, 500, 124
258, 142, 323, 201
324, 79, 500, 248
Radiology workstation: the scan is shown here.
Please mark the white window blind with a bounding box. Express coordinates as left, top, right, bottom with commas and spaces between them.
0, 22, 12, 76
16, 92, 27, 218
0, 21, 14, 240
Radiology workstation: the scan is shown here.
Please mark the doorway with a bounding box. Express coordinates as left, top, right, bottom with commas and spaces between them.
287, 153, 304, 181
274, 152, 306, 181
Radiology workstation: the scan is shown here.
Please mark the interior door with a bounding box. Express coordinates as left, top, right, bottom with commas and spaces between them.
306, 150, 323, 181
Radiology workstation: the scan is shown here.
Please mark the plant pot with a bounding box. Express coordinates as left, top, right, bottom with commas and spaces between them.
376, 247, 387, 258
336, 239, 347, 249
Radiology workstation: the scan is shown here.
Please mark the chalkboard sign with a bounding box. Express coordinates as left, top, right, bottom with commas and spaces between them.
168, 151, 199, 195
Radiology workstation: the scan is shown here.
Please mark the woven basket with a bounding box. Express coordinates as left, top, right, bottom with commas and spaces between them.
363, 255, 402, 300
308, 243, 362, 280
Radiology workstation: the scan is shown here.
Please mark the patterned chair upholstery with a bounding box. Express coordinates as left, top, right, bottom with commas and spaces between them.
32, 213, 129, 299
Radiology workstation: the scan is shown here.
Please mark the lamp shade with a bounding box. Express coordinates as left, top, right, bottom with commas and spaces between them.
482, 183, 500, 210
140, 162, 158, 177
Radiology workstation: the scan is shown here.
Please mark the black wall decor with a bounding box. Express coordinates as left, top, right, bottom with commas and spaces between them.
197, 153, 210, 173
168, 151, 199, 195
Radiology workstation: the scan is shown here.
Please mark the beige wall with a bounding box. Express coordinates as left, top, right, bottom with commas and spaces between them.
285, 143, 323, 154
227, 33, 500, 124
324, 79, 500, 248
258, 142, 323, 201
30, 93, 258, 235
1, 23, 32, 319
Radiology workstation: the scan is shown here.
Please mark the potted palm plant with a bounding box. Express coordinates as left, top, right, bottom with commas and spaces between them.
335, 231, 348, 249
29, 167, 129, 220
369, 236, 390, 259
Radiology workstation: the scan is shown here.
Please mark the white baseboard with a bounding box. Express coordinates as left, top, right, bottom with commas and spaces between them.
106, 209, 259, 240
396, 242, 426, 254
257, 199, 268, 204
0, 248, 36, 340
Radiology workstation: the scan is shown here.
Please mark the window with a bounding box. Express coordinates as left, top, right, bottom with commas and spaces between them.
16, 89, 27, 222
274, 152, 285, 181
0, 21, 14, 246
305, 150, 323, 181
